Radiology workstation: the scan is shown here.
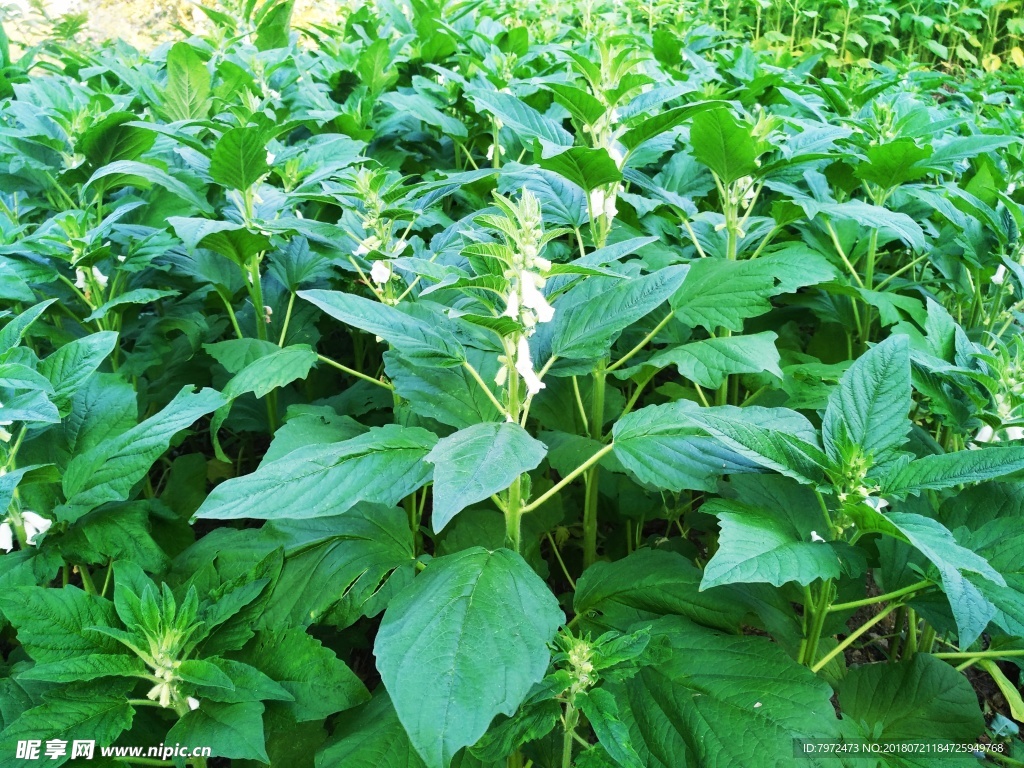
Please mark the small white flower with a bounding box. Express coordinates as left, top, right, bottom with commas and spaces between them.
810, 531, 826, 543
355, 236, 381, 257
0, 522, 13, 552
370, 260, 392, 286
607, 142, 625, 169
91, 267, 108, 290
187, 697, 201, 711
1005, 426, 1024, 440
21, 511, 51, 544
266, 151, 276, 165
863, 496, 889, 512
74, 268, 87, 290
520, 271, 554, 323
975, 424, 996, 444
503, 289, 520, 319
993, 265, 1007, 285
515, 335, 545, 396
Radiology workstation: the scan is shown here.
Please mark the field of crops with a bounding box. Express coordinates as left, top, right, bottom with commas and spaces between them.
0, 0, 1023, 766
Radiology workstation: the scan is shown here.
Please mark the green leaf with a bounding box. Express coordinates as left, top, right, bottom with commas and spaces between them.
670, 249, 837, 332
385, 348, 503, 429
0, 586, 123, 662
822, 334, 911, 468
883, 512, 1002, 646
836, 654, 984, 746
38, 331, 117, 415
612, 401, 761, 493
700, 498, 843, 589
468, 89, 573, 149
200, 659, 294, 704
86, 160, 212, 214
643, 331, 782, 389
59, 504, 169, 572
299, 290, 466, 366
883, 447, 1024, 496
18, 653, 146, 683
606, 617, 839, 768
315, 691, 426, 768
574, 549, 750, 632
167, 701, 268, 762
255, 0, 294, 50
195, 425, 437, 520
620, 102, 717, 152
177, 659, 235, 689
552, 266, 689, 360
578, 688, 645, 768
855, 138, 932, 189
0, 686, 134, 767
59, 386, 227, 523
818, 200, 925, 251
79, 112, 156, 167
257, 504, 416, 627
84, 288, 178, 322
680, 405, 827, 485
0, 300, 56, 354
538, 147, 622, 192
426, 422, 547, 532
209, 126, 269, 191
237, 628, 370, 722
689, 107, 758, 183
161, 41, 211, 121
169, 217, 272, 265
375, 547, 563, 768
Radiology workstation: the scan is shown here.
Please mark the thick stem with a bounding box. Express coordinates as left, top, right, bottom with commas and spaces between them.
505, 475, 523, 553
801, 579, 833, 667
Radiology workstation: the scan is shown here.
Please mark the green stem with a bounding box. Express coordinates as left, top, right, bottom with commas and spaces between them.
318, 354, 394, 390
812, 603, 899, 674
582, 368, 606, 568
932, 649, 1024, 660
277, 291, 295, 346
523, 444, 615, 513
218, 292, 244, 340
801, 579, 833, 666
78, 565, 97, 595
463, 361, 510, 419
828, 579, 932, 613
606, 312, 672, 372
561, 700, 579, 768
505, 475, 523, 553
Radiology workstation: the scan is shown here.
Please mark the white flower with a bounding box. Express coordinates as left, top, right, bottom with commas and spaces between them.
355, 236, 381, 257
607, 142, 625, 169
1006, 426, 1024, 440
75, 268, 87, 290
975, 424, 996, 443
92, 267, 108, 290
810, 531, 826, 543
520, 270, 554, 323
21, 511, 51, 544
862, 496, 889, 512
370, 260, 392, 285
503, 289, 520, 319
589, 187, 617, 222
266, 151, 276, 165
993, 265, 1007, 285
187, 697, 201, 711
0, 522, 12, 552
515, 335, 545, 396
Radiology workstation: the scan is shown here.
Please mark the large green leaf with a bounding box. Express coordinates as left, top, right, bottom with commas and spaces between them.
822, 334, 911, 468
161, 41, 211, 121
700, 497, 844, 589
315, 691, 426, 768
836, 654, 984, 760
58, 386, 227, 523
612, 401, 761, 492
79, 112, 156, 167
670, 249, 836, 332
196, 425, 436, 521
209, 126, 269, 191
606, 617, 840, 768
426, 422, 547, 532
552, 265, 689, 360
642, 331, 782, 389
374, 547, 563, 768
882, 447, 1024, 496
235, 628, 370, 722
689, 107, 758, 183
467, 89, 573, 149
38, 331, 117, 415
385, 348, 503, 429
854, 138, 932, 189
86, 160, 212, 213
885, 512, 1003, 647
299, 290, 466, 366
538, 147, 622, 192
0, 686, 134, 768
0, 586, 123, 662
166, 701, 268, 762
574, 549, 750, 632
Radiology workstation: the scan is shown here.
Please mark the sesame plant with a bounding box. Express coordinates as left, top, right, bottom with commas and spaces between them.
1, 0, 1024, 767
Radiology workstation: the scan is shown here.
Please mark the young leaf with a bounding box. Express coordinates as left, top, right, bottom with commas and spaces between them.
0, 587, 123, 662
689, 107, 758, 183
426, 422, 547, 532
374, 547, 563, 768
538, 147, 622, 192
209, 126, 269, 191
642, 331, 782, 389
160, 41, 211, 121
38, 331, 118, 415
822, 334, 911, 468
883, 447, 1024, 496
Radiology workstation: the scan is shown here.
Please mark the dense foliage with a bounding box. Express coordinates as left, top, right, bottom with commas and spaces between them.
1, 0, 1024, 766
